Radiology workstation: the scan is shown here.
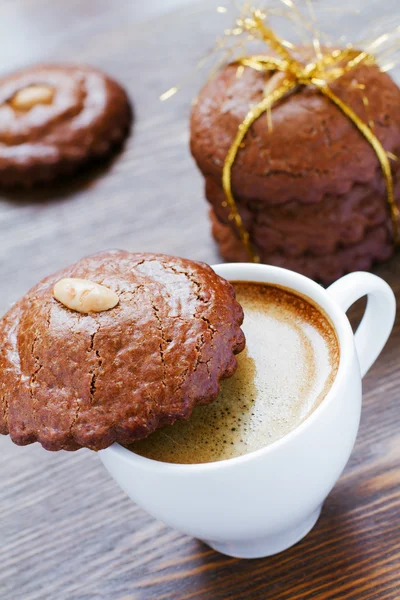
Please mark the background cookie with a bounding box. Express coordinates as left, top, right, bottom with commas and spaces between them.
0, 250, 245, 451
0, 64, 132, 186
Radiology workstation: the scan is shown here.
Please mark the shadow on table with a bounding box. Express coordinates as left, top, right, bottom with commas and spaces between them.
184, 491, 372, 600
0, 141, 130, 206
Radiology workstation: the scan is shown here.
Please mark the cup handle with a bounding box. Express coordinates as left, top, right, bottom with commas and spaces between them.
327, 272, 396, 378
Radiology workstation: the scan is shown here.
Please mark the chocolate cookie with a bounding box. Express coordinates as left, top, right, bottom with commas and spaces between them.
0, 251, 245, 451
190, 54, 400, 283
210, 209, 393, 283
0, 64, 132, 186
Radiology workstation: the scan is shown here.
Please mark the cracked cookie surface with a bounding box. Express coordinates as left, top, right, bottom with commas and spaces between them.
0, 250, 245, 451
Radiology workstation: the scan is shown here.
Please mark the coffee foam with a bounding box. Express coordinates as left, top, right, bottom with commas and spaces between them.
130, 282, 340, 464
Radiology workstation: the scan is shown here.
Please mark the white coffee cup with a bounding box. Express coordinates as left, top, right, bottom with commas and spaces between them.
100, 264, 396, 559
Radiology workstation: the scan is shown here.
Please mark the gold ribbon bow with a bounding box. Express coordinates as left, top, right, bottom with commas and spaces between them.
222, 10, 399, 263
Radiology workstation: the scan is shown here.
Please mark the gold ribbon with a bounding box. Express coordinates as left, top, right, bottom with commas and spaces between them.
222, 11, 399, 263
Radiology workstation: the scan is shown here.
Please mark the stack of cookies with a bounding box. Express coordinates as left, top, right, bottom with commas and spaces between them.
190, 57, 400, 284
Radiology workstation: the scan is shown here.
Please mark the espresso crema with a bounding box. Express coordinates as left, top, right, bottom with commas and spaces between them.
130, 282, 340, 464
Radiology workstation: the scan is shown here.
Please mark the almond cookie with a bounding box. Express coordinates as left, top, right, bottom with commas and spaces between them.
0, 250, 245, 451
0, 64, 132, 186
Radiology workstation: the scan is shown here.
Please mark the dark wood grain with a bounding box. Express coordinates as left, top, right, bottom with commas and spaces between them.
0, 1, 399, 599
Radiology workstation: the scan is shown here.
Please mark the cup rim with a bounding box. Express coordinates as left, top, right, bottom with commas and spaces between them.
101, 263, 356, 472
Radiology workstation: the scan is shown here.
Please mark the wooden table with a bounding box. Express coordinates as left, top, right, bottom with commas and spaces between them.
0, 1, 399, 598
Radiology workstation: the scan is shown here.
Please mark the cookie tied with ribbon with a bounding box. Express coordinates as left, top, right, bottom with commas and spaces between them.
189, 4, 400, 283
